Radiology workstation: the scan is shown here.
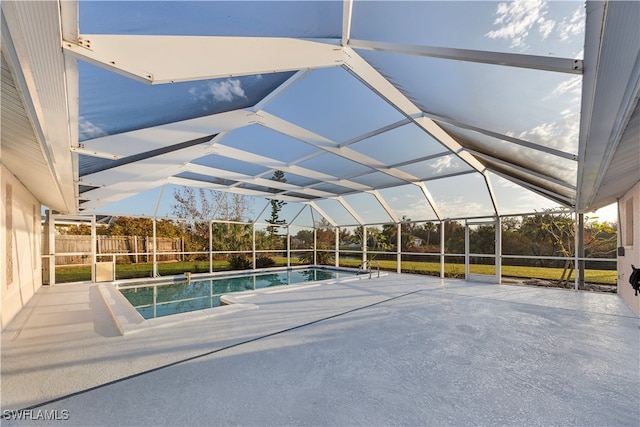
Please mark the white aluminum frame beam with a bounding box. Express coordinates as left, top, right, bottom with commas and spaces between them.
258, 111, 457, 189
307, 202, 338, 228
482, 172, 500, 218
63, 35, 345, 84
336, 196, 365, 226
341, 0, 353, 47
251, 70, 310, 112
342, 49, 489, 177
421, 111, 578, 161
415, 182, 443, 220
490, 170, 575, 206
466, 148, 577, 192
80, 110, 256, 158
370, 190, 400, 223
185, 164, 336, 199
348, 39, 583, 74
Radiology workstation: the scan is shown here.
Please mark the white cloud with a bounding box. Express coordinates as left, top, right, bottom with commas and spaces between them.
190, 79, 247, 104
431, 156, 460, 175
394, 200, 436, 221
485, 1, 584, 50
537, 17, 555, 39
557, 5, 585, 41
485, 0, 548, 49
437, 198, 487, 217
544, 75, 582, 101
209, 79, 246, 102
78, 116, 108, 140
516, 112, 579, 154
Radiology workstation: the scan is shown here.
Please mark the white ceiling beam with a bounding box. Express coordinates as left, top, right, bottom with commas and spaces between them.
415, 182, 443, 221
258, 111, 446, 186
251, 70, 310, 112
168, 177, 292, 199
342, 0, 354, 46
265, 194, 315, 203
388, 151, 451, 169
80, 179, 170, 210
80, 144, 206, 187
336, 196, 365, 226
307, 202, 338, 228
420, 170, 477, 183
370, 190, 399, 223
421, 111, 578, 161
63, 35, 344, 84
338, 119, 412, 148
465, 148, 576, 191
482, 172, 500, 218
80, 109, 256, 158
341, 48, 488, 176
288, 205, 309, 227
186, 163, 336, 198
210, 144, 371, 192
170, 177, 315, 203
349, 39, 583, 74
410, 116, 488, 174
490, 171, 574, 206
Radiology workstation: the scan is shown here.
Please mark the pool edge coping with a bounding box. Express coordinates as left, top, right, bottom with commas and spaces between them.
99, 269, 388, 335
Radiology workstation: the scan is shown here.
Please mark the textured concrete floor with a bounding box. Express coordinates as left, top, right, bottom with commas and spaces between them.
1, 273, 638, 426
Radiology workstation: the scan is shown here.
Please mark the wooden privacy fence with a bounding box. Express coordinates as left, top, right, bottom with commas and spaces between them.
53, 235, 182, 265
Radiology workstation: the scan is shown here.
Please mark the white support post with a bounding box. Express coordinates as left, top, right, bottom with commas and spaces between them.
287, 226, 291, 268
252, 223, 256, 270
209, 221, 213, 274
496, 217, 502, 284
465, 221, 470, 280
574, 211, 582, 291
152, 217, 158, 277
440, 221, 445, 279
91, 215, 97, 283
362, 226, 367, 267
48, 210, 56, 286
397, 223, 402, 273
335, 226, 340, 268
578, 213, 585, 289
313, 227, 317, 266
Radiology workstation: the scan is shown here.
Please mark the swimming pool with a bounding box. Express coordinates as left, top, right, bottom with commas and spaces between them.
119, 268, 358, 319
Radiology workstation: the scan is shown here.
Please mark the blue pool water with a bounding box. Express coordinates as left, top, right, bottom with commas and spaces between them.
119, 268, 357, 319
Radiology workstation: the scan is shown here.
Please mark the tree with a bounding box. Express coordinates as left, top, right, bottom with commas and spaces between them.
293, 229, 314, 249
265, 170, 287, 239
171, 187, 253, 255
443, 221, 465, 254
109, 216, 154, 236
315, 218, 335, 249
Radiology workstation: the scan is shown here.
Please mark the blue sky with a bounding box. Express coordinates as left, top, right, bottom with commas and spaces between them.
74, 1, 616, 225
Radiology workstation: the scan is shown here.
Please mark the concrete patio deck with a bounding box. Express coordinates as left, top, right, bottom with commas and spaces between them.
1, 273, 638, 426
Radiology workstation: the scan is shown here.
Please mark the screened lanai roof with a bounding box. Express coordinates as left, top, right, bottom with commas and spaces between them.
2, 1, 639, 227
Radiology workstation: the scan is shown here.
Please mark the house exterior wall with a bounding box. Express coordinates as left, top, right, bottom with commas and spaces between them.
1, 164, 42, 330
617, 181, 640, 315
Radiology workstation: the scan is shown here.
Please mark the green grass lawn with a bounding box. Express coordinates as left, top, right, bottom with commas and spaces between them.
337, 259, 617, 285
54, 258, 304, 283
54, 258, 617, 285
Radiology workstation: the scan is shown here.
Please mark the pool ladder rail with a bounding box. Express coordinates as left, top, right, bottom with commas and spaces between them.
358, 260, 381, 279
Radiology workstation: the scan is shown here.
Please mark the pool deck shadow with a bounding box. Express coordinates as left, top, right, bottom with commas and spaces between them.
1, 273, 638, 426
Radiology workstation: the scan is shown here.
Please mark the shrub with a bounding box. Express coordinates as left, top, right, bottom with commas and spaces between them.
228, 255, 252, 270
298, 250, 333, 265
256, 256, 275, 268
